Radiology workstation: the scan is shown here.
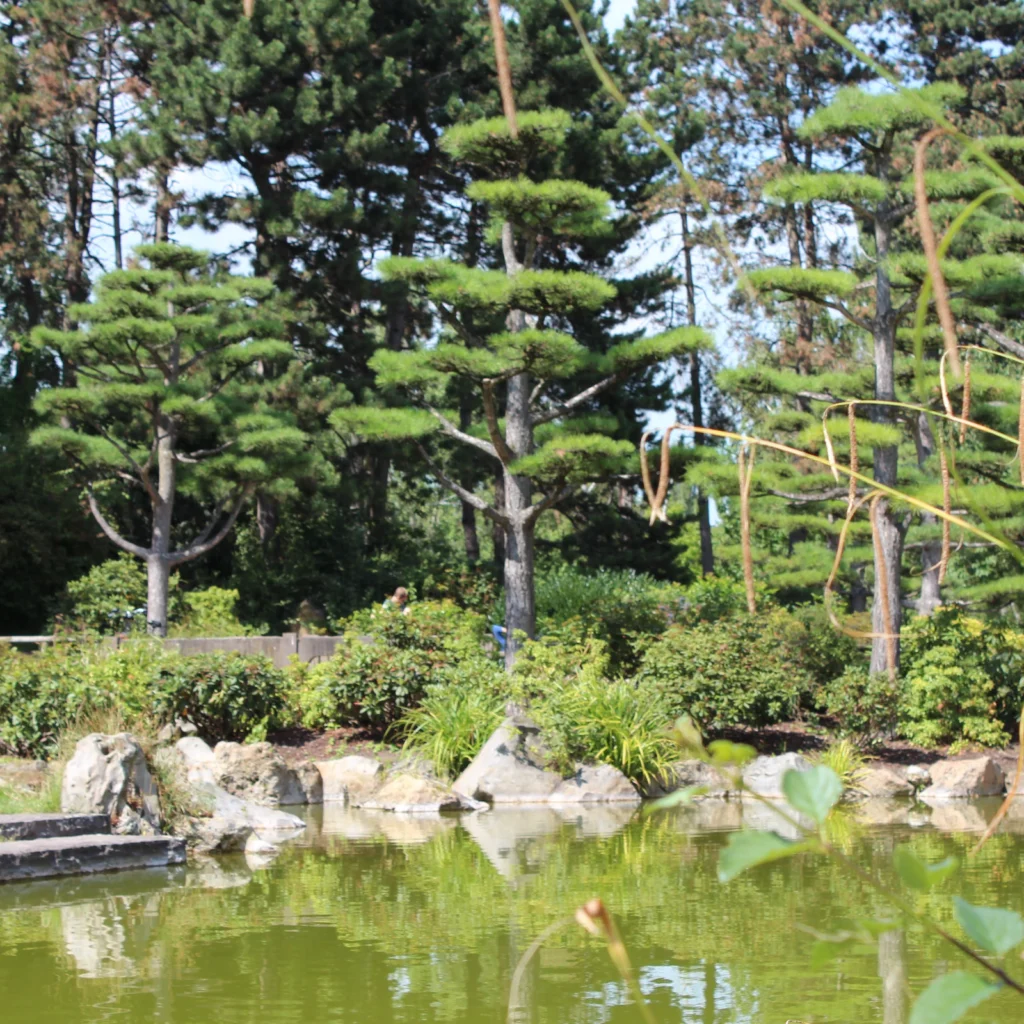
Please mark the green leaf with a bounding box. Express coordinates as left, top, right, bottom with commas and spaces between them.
782, 765, 843, 825
707, 739, 757, 767
648, 785, 708, 811
893, 847, 960, 891
954, 898, 1024, 955
717, 830, 811, 883
908, 972, 1000, 1024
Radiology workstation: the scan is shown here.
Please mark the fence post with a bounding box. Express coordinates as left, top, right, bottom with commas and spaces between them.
276, 632, 298, 669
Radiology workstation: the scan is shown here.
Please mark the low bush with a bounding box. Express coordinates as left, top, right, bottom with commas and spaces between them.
791, 603, 866, 688
534, 564, 680, 672
0, 641, 112, 757
635, 609, 810, 731
822, 667, 901, 748
511, 633, 677, 784
898, 607, 1024, 750
171, 587, 265, 638
396, 686, 507, 778
295, 601, 503, 733
152, 651, 286, 743
61, 554, 179, 633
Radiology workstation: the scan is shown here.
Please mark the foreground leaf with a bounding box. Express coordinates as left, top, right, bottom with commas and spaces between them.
782, 765, 843, 825
908, 972, 1000, 1024
893, 847, 960, 891
707, 739, 757, 767
648, 785, 708, 811
717, 830, 812, 882
954, 897, 1024, 955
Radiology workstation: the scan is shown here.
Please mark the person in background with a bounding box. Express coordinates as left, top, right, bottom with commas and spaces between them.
382, 586, 411, 614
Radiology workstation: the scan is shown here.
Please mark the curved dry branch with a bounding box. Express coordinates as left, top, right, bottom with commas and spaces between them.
86, 488, 149, 559
915, 127, 962, 378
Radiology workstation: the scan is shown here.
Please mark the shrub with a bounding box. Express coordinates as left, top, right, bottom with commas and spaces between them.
822, 667, 901, 747
898, 607, 1024, 750
152, 651, 286, 743
171, 586, 265, 638
534, 564, 680, 672
396, 686, 507, 778
296, 601, 502, 733
510, 633, 676, 784
0, 641, 112, 757
791, 603, 866, 688
62, 554, 180, 633
635, 609, 810, 731
673, 576, 755, 625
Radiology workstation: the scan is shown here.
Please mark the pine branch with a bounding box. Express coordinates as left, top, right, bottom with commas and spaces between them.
174, 440, 236, 464
427, 407, 499, 459
170, 488, 252, 564
768, 485, 858, 502
86, 488, 149, 558
977, 323, 1024, 361
415, 442, 509, 526
481, 381, 516, 464
532, 371, 624, 426
526, 481, 573, 524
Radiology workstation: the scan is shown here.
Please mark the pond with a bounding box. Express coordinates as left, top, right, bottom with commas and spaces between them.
1, 801, 1022, 1023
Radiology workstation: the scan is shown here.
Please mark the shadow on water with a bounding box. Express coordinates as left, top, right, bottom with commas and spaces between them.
0, 798, 1022, 1022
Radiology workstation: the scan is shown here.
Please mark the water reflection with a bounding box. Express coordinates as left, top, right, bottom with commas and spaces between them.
0, 804, 1021, 1023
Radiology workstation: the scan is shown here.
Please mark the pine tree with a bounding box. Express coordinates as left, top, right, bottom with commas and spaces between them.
28, 244, 310, 635
726, 83, 1003, 671
335, 102, 707, 666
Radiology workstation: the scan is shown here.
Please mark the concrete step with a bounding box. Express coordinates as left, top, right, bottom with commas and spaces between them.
0, 813, 110, 841
0, 834, 186, 883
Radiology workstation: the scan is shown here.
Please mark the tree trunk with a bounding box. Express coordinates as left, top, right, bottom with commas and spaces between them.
493, 468, 506, 577
870, 202, 905, 675
504, 516, 535, 669
681, 207, 713, 576
256, 491, 279, 549
461, 499, 480, 563
148, 414, 176, 636
146, 553, 170, 637
503, 371, 534, 668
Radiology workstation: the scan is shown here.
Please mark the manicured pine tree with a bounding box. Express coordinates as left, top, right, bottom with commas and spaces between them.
726, 83, 1003, 672
335, 98, 708, 665
28, 244, 310, 635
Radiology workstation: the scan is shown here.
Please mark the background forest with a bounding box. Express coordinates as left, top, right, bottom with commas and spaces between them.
5, 0, 1024, 689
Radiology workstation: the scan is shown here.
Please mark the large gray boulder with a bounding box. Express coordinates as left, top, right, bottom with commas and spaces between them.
857, 766, 913, 800
453, 720, 563, 804
641, 760, 734, 800
161, 737, 306, 853
212, 742, 320, 806
61, 733, 161, 830
549, 764, 640, 804
741, 753, 812, 799
316, 755, 385, 805
361, 773, 465, 813
920, 757, 1006, 801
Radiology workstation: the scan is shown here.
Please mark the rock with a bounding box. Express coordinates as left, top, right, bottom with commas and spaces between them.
212, 742, 313, 807
160, 740, 306, 853
906, 764, 931, 788
641, 760, 733, 800
290, 762, 324, 805
361, 773, 463, 813
741, 753, 812, 799
315, 755, 384, 805
112, 806, 159, 837
920, 757, 1005, 801
928, 802, 991, 833
61, 733, 161, 829
549, 764, 640, 804
857, 766, 913, 800
244, 831, 280, 856
453, 720, 564, 804
156, 718, 197, 745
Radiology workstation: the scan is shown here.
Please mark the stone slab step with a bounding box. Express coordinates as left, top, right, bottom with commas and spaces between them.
0, 813, 110, 841
0, 834, 186, 883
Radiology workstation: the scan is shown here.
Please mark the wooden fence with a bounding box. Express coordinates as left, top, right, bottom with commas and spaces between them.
1, 633, 344, 668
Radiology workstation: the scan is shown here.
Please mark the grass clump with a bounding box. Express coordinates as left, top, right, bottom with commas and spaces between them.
813, 739, 869, 790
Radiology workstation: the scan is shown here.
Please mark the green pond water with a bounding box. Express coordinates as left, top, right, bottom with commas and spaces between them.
1, 800, 1024, 1023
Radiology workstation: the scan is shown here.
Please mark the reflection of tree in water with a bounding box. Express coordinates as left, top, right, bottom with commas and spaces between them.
0, 810, 1021, 1022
